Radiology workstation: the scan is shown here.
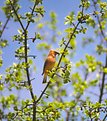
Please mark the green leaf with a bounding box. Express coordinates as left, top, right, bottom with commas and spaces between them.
35, 6, 45, 17
89, 79, 98, 86
103, 67, 107, 74
36, 32, 42, 40
0, 40, 8, 48
65, 12, 74, 25
18, 29, 23, 34
37, 42, 51, 50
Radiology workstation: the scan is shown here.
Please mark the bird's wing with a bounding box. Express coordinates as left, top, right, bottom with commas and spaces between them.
42, 59, 48, 75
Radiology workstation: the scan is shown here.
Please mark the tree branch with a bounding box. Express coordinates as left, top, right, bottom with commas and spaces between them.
36, 21, 80, 104
9, 0, 25, 31
25, 1, 39, 30
92, 0, 106, 39
9, 0, 38, 120
0, 16, 10, 39
9, 0, 35, 102
24, 1, 40, 120
103, 114, 107, 121
99, 55, 107, 103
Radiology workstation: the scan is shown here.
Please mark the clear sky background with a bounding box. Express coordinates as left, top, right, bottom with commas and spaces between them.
0, 0, 106, 102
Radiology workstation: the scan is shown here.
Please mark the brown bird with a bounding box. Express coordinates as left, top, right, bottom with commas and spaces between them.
42, 50, 59, 83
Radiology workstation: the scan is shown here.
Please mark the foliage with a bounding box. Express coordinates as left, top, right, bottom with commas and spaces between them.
0, 0, 107, 121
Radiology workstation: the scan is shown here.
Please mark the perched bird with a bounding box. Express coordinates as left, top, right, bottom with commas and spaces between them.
42, 50, 59, 83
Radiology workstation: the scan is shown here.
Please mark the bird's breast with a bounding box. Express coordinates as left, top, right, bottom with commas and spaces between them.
46, 56, 55, 70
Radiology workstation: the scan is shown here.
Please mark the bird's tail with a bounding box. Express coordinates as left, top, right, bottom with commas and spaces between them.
42, 74, 47, 83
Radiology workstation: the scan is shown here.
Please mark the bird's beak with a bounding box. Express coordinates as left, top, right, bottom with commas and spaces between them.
54, 51, 60, 55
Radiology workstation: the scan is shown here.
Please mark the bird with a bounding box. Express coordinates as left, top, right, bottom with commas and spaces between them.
42, 50, 59, 83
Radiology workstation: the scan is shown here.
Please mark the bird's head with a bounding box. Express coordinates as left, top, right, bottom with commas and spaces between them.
48, 50, 59, 57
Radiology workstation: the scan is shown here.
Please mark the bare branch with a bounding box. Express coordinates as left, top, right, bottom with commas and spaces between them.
9, 0, 25, 31
15, 55, 37, 59
0, 16, 10, 39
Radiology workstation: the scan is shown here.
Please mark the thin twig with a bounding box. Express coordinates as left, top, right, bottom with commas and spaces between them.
0, 16, 10, 39
25, 1, 38, 30
92, 0, 106, 39
9, 0, 25, 31
103, 114, 107, 121
99, 55, 107, 103
15, 55, 36, 58
12, 103, 33, 120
